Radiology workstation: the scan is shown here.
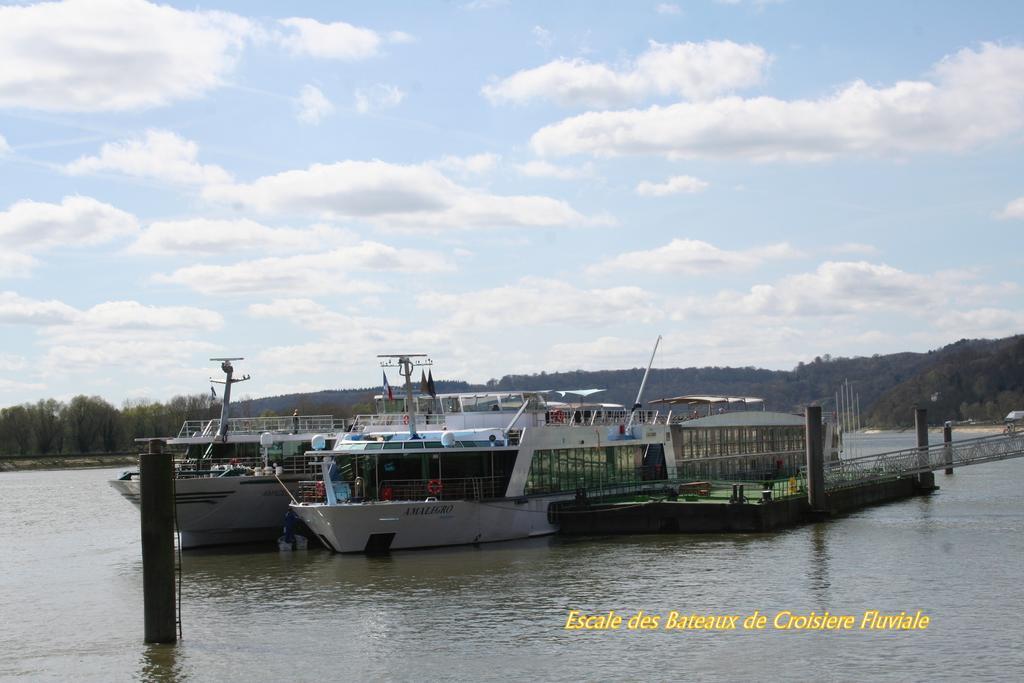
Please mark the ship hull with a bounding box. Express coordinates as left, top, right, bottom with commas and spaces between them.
109, 475, 301, 549
293, 496, 564, 553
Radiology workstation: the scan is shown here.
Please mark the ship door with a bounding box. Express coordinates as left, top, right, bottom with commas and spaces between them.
642, 444, 667, 480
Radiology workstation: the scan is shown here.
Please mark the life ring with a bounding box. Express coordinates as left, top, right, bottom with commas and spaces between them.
380, 485, 394, 501
314, 481, 325, 500
402, 415, 410, 425
427, 479, 443, 495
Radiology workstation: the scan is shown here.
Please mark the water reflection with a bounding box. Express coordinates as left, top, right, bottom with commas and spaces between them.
138, 643, 181, 682
808, 523, 832, 596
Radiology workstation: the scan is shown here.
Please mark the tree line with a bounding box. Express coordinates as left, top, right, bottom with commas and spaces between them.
0, 394, 221, 456
0, 392, 364, 457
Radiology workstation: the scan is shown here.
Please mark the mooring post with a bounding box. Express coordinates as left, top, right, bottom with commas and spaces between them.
139, 438, 177, 644
915, 408, 935, 489
805, 405, 825, 512
944, 422, 954, 474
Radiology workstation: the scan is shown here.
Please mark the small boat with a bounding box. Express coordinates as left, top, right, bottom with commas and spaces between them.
109, 358, 345, 549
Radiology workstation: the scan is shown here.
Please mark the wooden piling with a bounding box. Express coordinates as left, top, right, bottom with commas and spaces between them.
139, 438, 177, 644
915, 408, 935, 489
805, 406, 825, 511
944, 423, 954, 474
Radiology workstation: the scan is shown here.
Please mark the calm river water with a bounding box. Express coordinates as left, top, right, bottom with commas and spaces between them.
1, 430, 1022, 682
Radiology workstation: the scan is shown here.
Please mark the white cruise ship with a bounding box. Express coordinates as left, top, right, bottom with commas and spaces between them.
291, 355, 807, 553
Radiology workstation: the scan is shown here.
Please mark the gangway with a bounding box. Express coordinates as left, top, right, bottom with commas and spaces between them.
824, 432, 1024, 491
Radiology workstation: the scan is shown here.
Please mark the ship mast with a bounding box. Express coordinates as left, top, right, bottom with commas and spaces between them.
210, 357, 250, 442
627, 335, 662, 431
378, 353, 432, 438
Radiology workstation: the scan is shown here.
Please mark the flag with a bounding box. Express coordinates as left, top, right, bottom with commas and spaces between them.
210, 386, 217, 399
427, 369, 437, 398
382, 370, 394, 400
420, 369, 429, 394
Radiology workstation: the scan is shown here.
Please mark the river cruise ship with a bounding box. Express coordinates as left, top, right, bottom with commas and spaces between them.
109, 359, 345, 549
291, 357, 807, 553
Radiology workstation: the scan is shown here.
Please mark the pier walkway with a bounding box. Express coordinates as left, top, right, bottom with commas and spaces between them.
823, 432, 1024, 491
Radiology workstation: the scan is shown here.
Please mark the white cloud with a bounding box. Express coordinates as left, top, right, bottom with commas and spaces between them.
590, 239, 799, 275
635, 175, 709, 196
0, 253, 37, 278
934, 308, 1024, 337
40, 339, 219, 376
831, 242, 878, 255
419, 277, 662, 329
0, 196, 138, 251
388, 31, 415, 45
64, 130, 232, 185
0, 353, 27, 372
483, 40, 769, 107
355, 84, 406, 113
672, 261, 952, 320
74, 301, 223, 333
533, 26, 553, 50
546, 336, 660, 371
277, 17, 406, 60
462, 0, 509, 10
516, 160, 594, 180
0, 377, 46, 394
296, 85, 335, 124
202, 160, 601, 231
531, 43, 1024, 161
0, 293, 219, 333
128, 219, 353, 256
996, 197, 1024, 220
155, 242, 454, 295
0, 134, 9, 153
0, 291, 78, 325
656, 4, 682, 15
0, 0, 253, 112
434, 153, 502, 175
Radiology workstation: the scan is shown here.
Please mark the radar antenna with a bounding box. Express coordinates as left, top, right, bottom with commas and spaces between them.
378, 354, 432, 438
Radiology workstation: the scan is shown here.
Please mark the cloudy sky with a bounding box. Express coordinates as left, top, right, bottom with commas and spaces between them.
1, 0, 1023, 406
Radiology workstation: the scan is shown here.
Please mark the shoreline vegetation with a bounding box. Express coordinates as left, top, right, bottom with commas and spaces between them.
0, 452, 138, 472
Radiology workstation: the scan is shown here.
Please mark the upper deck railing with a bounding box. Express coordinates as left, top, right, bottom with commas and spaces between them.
175, 415, 344, 439
352, 408, 666, 431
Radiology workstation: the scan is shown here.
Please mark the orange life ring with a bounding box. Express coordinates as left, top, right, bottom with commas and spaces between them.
427, 479, 442, 495
380, 485, 394, 501
402, 415, 410, 425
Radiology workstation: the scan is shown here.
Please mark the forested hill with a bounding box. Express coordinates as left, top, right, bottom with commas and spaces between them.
866, 335, 1024, 427
241, 335, 1024, 427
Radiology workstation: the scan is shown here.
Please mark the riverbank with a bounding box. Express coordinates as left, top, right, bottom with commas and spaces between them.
0, 453, 138, 472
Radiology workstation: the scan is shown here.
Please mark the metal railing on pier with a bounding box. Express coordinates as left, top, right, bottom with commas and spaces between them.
820, 432, 1024, 491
